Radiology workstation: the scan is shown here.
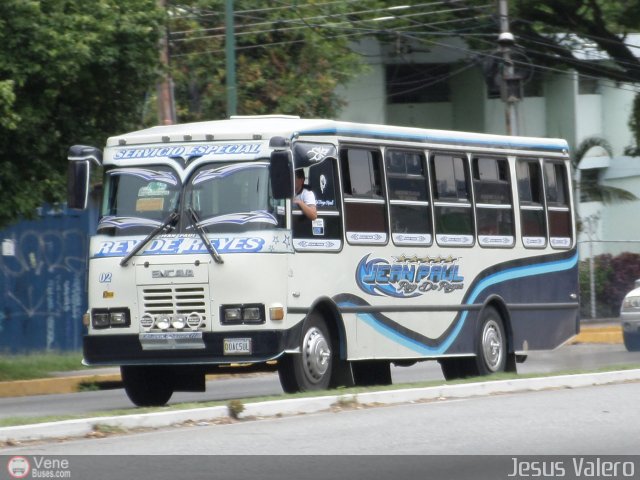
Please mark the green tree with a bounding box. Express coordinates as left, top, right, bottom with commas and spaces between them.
0, 0, 163, 229
487, 1, 640, 150
168, 0, 367, 120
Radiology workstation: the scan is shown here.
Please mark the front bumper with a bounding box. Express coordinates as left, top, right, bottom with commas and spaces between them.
83, 325, 303, 366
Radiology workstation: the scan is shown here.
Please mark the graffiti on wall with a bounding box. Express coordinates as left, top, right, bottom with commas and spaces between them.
0, 208, 90, 352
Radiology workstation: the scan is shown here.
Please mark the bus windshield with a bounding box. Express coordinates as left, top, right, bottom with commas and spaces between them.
99, 166, 181, 235
184, 161, 282, 233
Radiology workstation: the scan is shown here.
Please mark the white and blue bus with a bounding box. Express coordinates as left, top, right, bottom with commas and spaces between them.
67, 115, 578, 406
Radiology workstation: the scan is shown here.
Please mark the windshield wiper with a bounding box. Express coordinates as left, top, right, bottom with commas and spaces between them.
120, 210, 179, 267
188, 207, 224, 264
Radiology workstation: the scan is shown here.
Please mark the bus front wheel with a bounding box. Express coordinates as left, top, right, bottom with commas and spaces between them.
121, 365, 174, 407
278, 313, 333, 393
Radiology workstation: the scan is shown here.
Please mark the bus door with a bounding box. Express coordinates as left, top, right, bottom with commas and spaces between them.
291, 144, 342, 252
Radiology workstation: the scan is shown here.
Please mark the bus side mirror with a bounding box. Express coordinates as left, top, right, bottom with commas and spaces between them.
67, 145, 102, 210
270, 150, 293, 199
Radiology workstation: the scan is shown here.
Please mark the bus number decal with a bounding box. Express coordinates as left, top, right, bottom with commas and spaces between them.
356, 254, 464, 298
99, 272, 113, 283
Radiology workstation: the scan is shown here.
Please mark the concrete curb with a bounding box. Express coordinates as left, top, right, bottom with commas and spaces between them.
1, 369, 639, 444
570, 325, 622, 345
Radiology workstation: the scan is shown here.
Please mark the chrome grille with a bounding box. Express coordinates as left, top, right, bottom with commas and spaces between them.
142, 286, 207, 315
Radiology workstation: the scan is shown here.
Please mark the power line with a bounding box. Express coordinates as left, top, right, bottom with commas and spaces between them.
169, 1, 640, 98
169, 1, 490, 41
169, 1, 453, 36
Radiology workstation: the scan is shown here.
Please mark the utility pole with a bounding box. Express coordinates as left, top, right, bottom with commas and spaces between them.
225, 0, 237, 117
157, 0, 176, 125
497, 0, 518, 136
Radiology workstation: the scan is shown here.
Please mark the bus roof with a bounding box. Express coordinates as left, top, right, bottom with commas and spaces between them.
107, 115, 569, 154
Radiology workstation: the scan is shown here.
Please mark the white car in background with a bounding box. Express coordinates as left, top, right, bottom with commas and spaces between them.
620, 280, 640, 351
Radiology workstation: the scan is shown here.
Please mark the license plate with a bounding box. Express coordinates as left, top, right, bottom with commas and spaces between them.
224, 338, 252, 355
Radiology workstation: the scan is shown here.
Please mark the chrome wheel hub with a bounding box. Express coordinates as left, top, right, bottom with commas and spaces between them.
482, 319, 504, 372
302, 327, 331, 383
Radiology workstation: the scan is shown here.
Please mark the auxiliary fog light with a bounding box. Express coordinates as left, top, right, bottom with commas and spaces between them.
187, 312, 203, 330
155, 314, 171, 330
140, 313, 155, 330
172, 314, 187, 330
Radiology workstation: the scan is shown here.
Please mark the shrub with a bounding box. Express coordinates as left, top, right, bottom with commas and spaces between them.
579, 252, 640, 318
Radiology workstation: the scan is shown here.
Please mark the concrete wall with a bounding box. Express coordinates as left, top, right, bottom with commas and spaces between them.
387, 103, 453, 129
545, 72, 578, 151
601, 81, 635, 156
450, 66, 485, 132
336, 39, 386, 125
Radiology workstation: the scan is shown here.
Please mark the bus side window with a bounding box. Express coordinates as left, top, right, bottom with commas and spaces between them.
431, 152, 474, 246
340, 148, 387, 244
473, 156, 514, 248
544, 161, 573, 248
385, 149, 432, 246
517, 159, 547, 248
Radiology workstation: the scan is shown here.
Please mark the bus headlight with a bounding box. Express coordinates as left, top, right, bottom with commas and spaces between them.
221, 304, 265, 325
91, 309, 131, 329
92, 312, 110, 329
110, 312, 128, 326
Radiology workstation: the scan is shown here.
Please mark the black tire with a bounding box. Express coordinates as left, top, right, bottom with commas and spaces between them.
121, 366, 174, 407
438, 357, 474, 380
278, 313, 333, 393
352, 360, 392, 386
473, 306, 508, 376
623, 331, 640, 352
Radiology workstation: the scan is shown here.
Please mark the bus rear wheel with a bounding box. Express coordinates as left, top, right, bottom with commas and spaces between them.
278, 313, 333, 393
439, 307, 508, 380
121, 365, 174, 407
474, 306, 507, 375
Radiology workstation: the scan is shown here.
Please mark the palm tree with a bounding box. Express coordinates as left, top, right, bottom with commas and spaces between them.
573, 136, 636, 204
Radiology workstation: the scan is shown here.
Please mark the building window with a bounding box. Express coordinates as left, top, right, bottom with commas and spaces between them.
386, 63, 451, 103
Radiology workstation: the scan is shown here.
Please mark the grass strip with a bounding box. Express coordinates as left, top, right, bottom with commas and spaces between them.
1, 363, 639, 428
0, 352, 83, 381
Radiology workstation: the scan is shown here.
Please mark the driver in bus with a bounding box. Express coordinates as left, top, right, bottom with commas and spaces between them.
294, 168, 317, 221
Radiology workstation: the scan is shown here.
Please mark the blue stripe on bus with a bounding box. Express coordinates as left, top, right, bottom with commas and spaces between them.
298, 128, 568, 152
339, 251, 578, 355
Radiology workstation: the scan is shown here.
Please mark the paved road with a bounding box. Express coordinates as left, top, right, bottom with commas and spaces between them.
0, 343, 638, 421
6, 381, 638, 455
2, 381, 639, 480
